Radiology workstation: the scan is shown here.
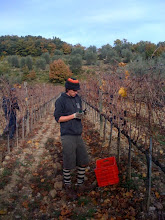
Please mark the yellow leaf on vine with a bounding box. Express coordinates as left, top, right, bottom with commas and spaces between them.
118, 87, 127, 97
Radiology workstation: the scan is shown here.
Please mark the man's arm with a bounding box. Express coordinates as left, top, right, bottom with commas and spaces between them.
54, 98, 75, 123
58, 111, 84, 122
58, 114, 75, 123
54, 97, 84, 123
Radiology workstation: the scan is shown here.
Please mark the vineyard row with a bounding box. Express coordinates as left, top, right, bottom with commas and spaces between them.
0, 82, 63, 162
82, 99, 164, 174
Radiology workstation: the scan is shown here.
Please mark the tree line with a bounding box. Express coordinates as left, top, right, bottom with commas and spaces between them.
0, 35, 165, 84
1, 35, 165, 60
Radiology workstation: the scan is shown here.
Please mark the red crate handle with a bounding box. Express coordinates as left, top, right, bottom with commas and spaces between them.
102, 159, 115, 165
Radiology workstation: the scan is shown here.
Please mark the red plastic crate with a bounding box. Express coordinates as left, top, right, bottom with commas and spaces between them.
96, 157, 118, 172
95, 157, 119, 187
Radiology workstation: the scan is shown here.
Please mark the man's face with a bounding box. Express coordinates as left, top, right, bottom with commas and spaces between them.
67, 89, 78, 97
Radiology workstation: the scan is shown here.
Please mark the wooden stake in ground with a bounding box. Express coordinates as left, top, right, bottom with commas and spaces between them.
108, 120, 113, 156
99, 78, 103, 138
117, 127, 121, 164
128, 124, 132, 180
146, 136, 152, 211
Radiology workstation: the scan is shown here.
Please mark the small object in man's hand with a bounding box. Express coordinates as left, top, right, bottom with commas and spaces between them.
74, 111, 84, 119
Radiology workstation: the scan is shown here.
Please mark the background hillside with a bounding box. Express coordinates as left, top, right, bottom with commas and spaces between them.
0, 35, 165, 85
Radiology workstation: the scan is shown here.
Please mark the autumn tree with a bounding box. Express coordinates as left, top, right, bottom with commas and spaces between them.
26, 70, 36, 81
47, 43, 56, 55
49, 59, 72, 83
62, 43, 72, 54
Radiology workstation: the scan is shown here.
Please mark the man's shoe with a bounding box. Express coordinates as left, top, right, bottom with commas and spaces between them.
64, 184, 77, 200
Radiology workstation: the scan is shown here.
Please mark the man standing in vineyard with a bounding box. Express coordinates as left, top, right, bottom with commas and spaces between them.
54, 77, 89, 199
2, 88, 20, 140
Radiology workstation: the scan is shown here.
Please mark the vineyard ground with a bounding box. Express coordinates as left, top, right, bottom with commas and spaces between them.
0, 109, 164, 219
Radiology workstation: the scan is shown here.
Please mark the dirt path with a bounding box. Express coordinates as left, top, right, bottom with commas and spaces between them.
0, 110, 61, 219
0, 112, 164, 219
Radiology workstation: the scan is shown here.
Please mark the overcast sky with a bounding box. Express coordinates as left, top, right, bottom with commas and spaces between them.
0, 0, 165, 48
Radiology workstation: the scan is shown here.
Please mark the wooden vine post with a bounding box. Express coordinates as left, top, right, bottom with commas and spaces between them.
103, 118, 107, 142
99, 78, 103, 138
24, 82, 29, 136
128, 124, 132, 180
31, 95, 34, 130
16, 117, 19, 148
146, 100, 153, 211
7, 134, 10, 153
108, 119, 113, 155
145, 136, 152, 211
117, 127, 121, 164
22, 116, 24, 140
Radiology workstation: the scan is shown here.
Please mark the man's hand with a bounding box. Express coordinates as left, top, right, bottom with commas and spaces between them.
74, 111, 84, 119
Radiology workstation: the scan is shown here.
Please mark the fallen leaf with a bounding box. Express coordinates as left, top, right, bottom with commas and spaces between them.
32, 172, 39, 176
0, 210, 7, 215
22, 201, 29, 209
27, 140, 32, 144
142, 173, 146, 178
90, 190, 96, 196
61, 208, 72, 216
92, 198, 98, 205
159, 150, 163, 154
155, 192, 160, 199
40, 205, 47, 213
125, 191, 133, 197
104, 199, 110, 204
30, 184, 36, 189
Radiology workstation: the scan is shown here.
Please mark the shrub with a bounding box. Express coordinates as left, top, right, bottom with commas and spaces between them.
25, 56, 33, 70
20, 57, 26, 68
35, 58, 46, 70
26, 70, 36, 80
84, 51, 97, 65
41, 52, 50, 64
8, 55, 19, 68
69, 54, 82, 74
49, 59, 72, 83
